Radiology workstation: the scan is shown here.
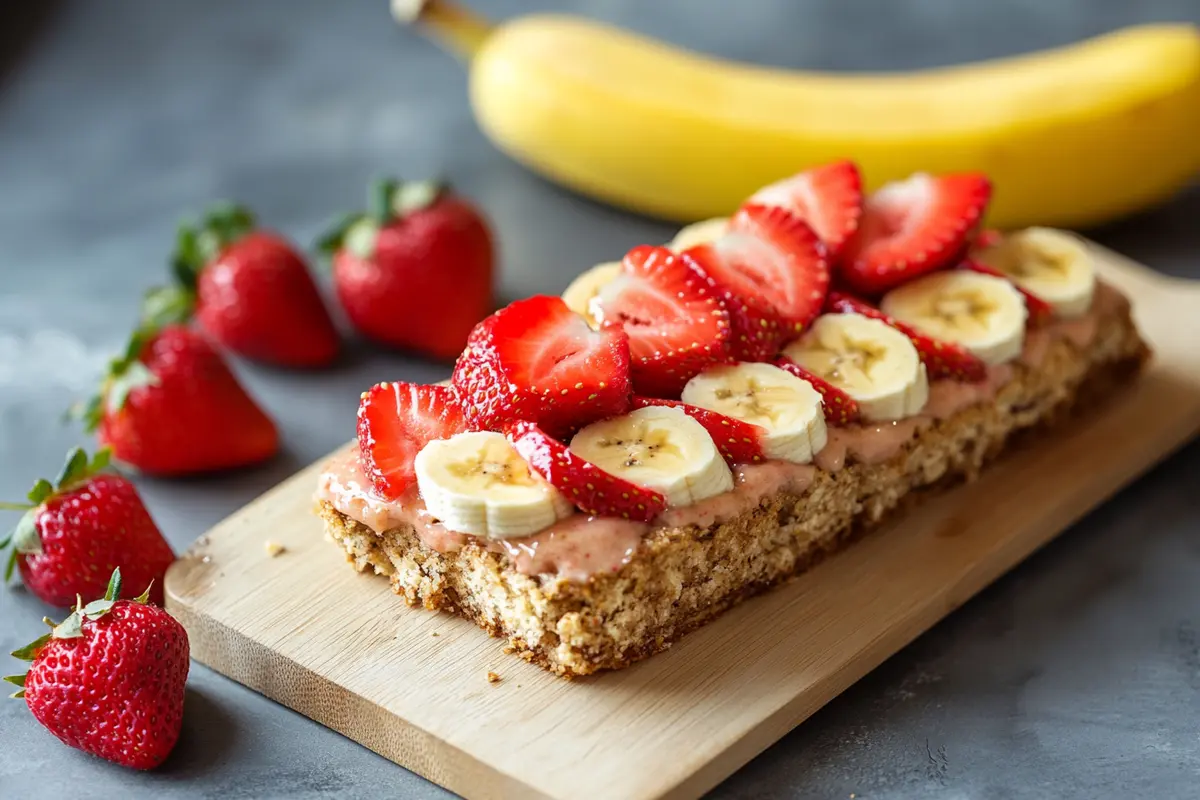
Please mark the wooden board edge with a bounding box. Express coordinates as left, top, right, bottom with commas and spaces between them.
166, 587, 554, 800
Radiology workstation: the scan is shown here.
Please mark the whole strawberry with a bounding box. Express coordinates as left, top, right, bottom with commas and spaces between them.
77, 324, 279, 476
319, 179, 494, 361
143, 203, 340, 367
0, 448, 174, 607
5, 569, 189, 770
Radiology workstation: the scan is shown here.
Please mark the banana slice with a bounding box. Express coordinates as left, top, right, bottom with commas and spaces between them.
681, 362, 827, 464
415, 431, 573, 539
561, 261, 621, 328
880, 271, 1027, 365
570, 405, 732, 507
667, 217, 729, 251
974, 227, 1096, 318
783, 313, 929, 421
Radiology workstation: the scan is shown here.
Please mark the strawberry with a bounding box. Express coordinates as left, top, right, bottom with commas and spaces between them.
973, 228, 1005, 250
683, 204, 829, 361
77, 325, 279, 475
0, 448, 174, 607
826, 292, 988, 382
958, 259, 1054, 324
319, 179, 494, 362
505, 421, 665, 522
6, 569, 189, 770
452, 296, 632, 438
773, 357, 861, 426
143, 204, 339, 368
746, 160, 863, 255
593, 245, 731, 397
629, 397, 767, 465
839, 172, 992, 295
357, 382, 468, 500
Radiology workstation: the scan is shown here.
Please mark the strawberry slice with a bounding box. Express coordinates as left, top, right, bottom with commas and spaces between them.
452, 295, 632, 438
747, 160, 863, 255
357, 382, 467, 499
772, 357, 861, 426
683, 204, 829, 361
839, 172, 992, 295
595, 245, 731, 397
957, 259, 1054, 324
825, 291, 988, 382
630, 396, 767, 465
505, 421, 666, 522
973, 228, 1004, 250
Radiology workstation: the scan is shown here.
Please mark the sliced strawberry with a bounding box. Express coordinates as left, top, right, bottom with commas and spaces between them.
630, 396, 767, 465
958, 259, 1054, 325
772, 357, 861, 426
826, 291, 988, 382
747, 160, 863, 255
973, 228, 1004, 250
452, 296, 632, 437
839, 172, 992, 295
357, 382, 467, 499
593, 245, 731, 397
682, 204, 829, 360
505, 421, 665, 522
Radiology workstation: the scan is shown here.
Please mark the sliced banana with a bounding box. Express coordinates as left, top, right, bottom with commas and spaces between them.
681, 362, 827, 464
783, 313, 929, 422
561, 261, 621, 328
880, 271, 1027, 365
974, 227, 1096, 318
414, 431, 573, 539
570, 405, 732, 508
667, 217, 729, 251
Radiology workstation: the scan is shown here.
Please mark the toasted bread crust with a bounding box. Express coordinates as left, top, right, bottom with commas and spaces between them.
320, 301, 1149, 677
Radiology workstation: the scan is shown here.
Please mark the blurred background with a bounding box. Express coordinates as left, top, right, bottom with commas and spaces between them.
1, 2, 1199, 798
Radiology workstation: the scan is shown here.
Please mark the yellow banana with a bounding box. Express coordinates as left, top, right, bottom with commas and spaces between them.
396, 1, 1200, 230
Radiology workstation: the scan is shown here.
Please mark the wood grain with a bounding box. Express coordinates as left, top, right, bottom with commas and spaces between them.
166, 245, 1200, 800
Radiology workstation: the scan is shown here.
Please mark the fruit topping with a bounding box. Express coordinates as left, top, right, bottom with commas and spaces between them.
747, 160, 864, 255
593, 245, 731, 397
773, 357, 863, 426
970, 227, 1096, 319
839, 172, 992, 295
507, 421, 666, 521
630, 396, 767, 465
452, 295, 632, 437
958, 259, 1054, 324
357, 381, 468, 500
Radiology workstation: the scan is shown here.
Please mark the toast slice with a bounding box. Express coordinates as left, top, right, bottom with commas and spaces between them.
316, 285, 1149, 677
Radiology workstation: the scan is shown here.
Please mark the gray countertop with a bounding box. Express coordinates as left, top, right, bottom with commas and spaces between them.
2, 1, 1199, 797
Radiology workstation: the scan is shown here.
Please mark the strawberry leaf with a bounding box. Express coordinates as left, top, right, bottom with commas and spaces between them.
26, 479, 53, 505
344, 220, 380, 260
392, 180, 443, 216
5, 674, 26, 688
3, 549, 16, 583
134, 581, 154, 605
11, 510, 41, 556
11, 634, 50, 661
90, 448, 112, 474
104, 567, 122, 602
51, 612, 83, 640
55, 447, 88, 489
142, 284, 195, 328
107, 361, 159, 414
68, 394, 104, 433
314, 212, 362, 258
369, 178, 400, 224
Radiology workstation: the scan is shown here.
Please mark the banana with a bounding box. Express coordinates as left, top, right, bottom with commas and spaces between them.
783, 313, 929, 421
880, 271, 1027, 365
561, 261, 621, 327
414, 430, 573, 538
973, 227, 1096, 318
569, 405, 732, 507
667, 217, 729, 252
399, 1, 1200, 229
681, 362, 827, 464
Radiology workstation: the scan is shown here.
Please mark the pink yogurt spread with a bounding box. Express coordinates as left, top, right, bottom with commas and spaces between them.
316, 283, 1125, 581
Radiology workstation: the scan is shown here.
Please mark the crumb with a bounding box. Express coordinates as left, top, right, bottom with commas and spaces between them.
502, 643, 516, 655
431, 631, 439, 637
486, 671, 501, 684
264, 541, 286, 557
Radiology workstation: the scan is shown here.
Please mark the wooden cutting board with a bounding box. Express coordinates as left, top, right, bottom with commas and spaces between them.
165, 245, 1200, 800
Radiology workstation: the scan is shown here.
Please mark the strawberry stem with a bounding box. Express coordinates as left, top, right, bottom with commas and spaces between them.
394, 0, 493, 62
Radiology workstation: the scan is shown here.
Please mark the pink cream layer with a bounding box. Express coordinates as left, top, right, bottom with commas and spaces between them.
317, 283, 1121, 580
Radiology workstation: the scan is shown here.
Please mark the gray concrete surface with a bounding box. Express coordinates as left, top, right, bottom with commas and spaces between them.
1, 1, 1198, 797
